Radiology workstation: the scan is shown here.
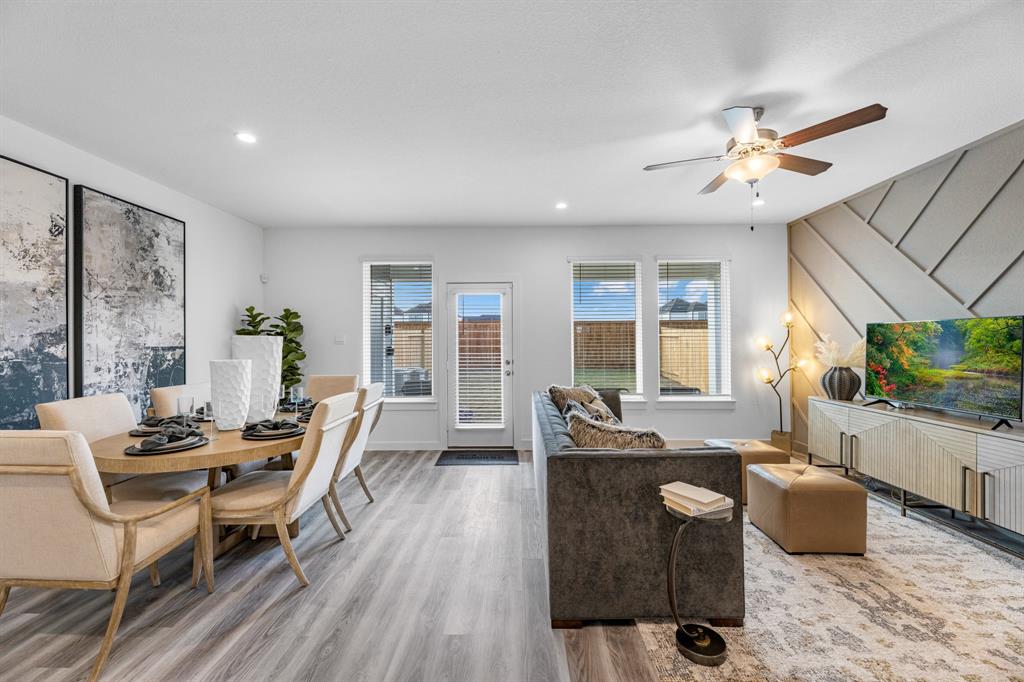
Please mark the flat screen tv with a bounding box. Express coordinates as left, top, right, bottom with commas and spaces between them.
865, 315, 1023, 422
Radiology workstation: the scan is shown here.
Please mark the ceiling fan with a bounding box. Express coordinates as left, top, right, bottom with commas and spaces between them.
644, 103, 888, 194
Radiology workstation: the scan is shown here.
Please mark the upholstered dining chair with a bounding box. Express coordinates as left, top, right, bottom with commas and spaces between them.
209, 392, 360, 587
36, 394, 139, 491
150, 382, 212, 418
328, 382, 384, 532
306, 374, 360, 402
0, 430, 214, 682
36, 393, 216, 586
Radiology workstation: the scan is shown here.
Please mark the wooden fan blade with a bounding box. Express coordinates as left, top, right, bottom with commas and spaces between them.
721, 106, 759, 144
643, 155, 724, 171
780, 103, 887, 148
776, 153, 833, 175
698, 173, 728, 195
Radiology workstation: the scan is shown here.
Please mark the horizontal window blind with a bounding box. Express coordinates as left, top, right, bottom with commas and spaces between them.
658, 261, 730, 397
455, 293, 504, 426
362, 263, 433, 397
570, 261, 642, 394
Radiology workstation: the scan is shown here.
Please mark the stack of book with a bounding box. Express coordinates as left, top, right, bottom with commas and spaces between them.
660, 481, 733, 517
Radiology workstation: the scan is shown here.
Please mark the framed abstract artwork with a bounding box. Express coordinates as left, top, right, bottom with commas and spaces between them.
74, 185, 186, 419
0, 156, 70, 429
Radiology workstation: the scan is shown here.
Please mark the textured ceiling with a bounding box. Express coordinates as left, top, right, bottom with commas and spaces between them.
2, 0, 1022, 229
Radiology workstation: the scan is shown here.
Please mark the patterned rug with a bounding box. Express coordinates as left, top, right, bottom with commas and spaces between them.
637, 497, 1024, 681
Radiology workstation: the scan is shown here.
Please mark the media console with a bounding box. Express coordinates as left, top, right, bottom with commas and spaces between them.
807, 397, 1024, 537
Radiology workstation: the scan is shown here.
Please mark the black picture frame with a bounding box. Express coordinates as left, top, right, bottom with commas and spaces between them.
0, 155, 70, 429
73, 185, 186, 417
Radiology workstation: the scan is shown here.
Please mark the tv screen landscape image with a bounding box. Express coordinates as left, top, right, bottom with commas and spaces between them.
865, 316, 1023, 421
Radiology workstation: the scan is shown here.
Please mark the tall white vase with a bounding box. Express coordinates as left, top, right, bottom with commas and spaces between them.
210, 359, 252, 430
231, 335, 283, 422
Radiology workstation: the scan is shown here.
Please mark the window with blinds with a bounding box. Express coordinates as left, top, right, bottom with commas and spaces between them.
570, 261, 642, 394
657, 260, 730, 397
455, 292, 504, 426
362, 262, 433, 398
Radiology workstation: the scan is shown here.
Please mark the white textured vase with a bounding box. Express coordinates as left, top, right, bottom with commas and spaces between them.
209, 359, 252, 430
231, 335, 283, 422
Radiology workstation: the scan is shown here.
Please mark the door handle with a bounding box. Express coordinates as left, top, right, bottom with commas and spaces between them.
960, 465, 973, 514
838, 431, 846, 466
848, 434, 857, 470
979, 472, 991, 521
504, 370, 512, 376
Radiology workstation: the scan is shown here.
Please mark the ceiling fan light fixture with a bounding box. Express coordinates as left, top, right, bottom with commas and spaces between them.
724, 155, 780, 184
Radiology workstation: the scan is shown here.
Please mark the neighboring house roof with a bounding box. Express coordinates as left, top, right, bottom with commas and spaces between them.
659, 298, 707, 316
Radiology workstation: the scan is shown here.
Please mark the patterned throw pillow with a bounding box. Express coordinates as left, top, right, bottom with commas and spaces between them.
566, 412, 666, 450
547, 384, 600, 412
583, 397, 619, 424
562, 399, 591, 425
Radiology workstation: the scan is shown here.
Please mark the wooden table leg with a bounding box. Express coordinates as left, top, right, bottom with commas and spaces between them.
207, 466, 223, 490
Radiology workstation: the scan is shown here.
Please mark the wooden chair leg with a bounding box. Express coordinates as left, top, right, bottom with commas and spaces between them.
250, 524, 261, 541
321, 496, 346, 540
199, 495, 215, 594
354, 465, 374, 502
90, 523, 136, 682
190, 539, 201, 589
0, 585, 10, 616
148, 562, 161, 587
329, 485, 353, 532
273, 508, 308, 587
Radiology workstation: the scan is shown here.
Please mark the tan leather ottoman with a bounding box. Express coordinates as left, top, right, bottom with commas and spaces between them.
747, 463, 867, 555
704, 439, 791, 504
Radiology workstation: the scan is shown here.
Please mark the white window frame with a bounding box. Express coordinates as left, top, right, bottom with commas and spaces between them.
568, 258, 644, 397
655, 258, 732, 403
361, 260, 436, 403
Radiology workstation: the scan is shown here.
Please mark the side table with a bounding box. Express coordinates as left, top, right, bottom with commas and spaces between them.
665, 504, 734, 666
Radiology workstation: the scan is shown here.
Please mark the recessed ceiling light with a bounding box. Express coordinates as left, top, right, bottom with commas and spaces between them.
555, 202, 568, 210
234, 131, 257, 144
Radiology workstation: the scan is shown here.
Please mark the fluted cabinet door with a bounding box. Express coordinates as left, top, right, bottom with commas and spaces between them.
898, 420, 977, 515
848, 413, 901, 486
808, 400, 848, 464
978, 435, 1024, 534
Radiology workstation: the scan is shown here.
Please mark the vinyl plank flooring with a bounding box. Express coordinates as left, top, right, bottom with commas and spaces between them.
0, 450, 575, 682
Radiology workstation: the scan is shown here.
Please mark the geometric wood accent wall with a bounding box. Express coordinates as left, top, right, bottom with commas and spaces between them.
788, 121, 1024, 454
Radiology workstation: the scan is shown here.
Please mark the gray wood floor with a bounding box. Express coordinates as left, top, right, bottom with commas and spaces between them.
1, 450, 633, 682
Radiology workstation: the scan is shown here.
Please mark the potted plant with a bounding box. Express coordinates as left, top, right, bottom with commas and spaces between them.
814, 334, 866, 401
233, 306, 306, 415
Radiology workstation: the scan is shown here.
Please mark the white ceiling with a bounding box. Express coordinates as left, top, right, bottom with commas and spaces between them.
2, 1, 1022, 229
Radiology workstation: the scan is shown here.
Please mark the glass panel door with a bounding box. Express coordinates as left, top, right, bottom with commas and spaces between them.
446, 283, 513, 448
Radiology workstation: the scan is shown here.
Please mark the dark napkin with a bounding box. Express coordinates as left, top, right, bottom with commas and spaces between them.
140, 415, 201, 429
281, 397, 314, 411
138, 424, 204, 451
243, 419, 301, 435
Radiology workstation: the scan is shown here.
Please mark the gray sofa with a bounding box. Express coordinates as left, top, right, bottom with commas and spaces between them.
532, 391, 745, 626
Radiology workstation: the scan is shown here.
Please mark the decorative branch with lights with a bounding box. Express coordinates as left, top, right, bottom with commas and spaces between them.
757, 312, 806, 433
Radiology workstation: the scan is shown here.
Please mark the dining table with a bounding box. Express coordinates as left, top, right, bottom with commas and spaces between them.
90, 414, 307, 556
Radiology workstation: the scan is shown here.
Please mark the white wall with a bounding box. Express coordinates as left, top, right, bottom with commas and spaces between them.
1, 115, 265, 386
263, 224, 789, 450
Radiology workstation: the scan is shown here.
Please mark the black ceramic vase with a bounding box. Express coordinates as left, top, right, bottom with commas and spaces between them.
821, 366, 861, 401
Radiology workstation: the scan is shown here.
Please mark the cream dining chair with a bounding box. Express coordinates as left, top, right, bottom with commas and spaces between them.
210, 392, 360, 587
0, 430, 213, 682
150, 382, 212, 418
328, 383, 384, 532
36, 393, 216, 586
306, 374, 360, 403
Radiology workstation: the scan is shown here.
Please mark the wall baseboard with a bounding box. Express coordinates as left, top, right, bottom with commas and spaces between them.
369, 440, 444, 452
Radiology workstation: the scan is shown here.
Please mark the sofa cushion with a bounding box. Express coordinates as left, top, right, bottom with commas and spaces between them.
566, 412, 666, 449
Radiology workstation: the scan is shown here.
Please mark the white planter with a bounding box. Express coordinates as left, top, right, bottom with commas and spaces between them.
232, 335, 283, 422
210, 359, 252, 430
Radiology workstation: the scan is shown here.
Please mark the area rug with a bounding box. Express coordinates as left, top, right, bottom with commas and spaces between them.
637, 497, 1024, 681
